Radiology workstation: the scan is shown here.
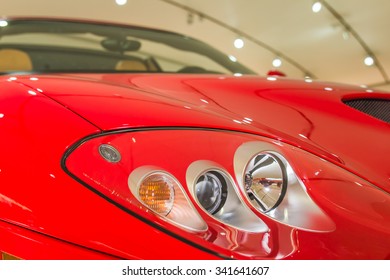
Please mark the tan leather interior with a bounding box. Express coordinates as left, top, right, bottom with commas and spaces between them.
0, 49, 33, 71
115, 59, 148, 71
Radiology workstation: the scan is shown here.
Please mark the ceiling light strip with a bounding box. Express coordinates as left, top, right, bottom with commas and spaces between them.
320, 1, 389, 82
160, 0, 316, 78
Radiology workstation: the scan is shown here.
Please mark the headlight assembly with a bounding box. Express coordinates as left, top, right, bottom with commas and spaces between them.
64, 128, 388, 259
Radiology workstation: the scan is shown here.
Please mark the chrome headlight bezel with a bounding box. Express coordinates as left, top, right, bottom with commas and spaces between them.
234, 141, 335, 232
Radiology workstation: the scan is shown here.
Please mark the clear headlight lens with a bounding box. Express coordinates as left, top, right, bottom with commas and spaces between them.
195, 171, 227, 214
244, 153, 287, 212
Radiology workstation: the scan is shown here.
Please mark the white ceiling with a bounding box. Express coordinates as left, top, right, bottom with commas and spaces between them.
2, 0, 390, 91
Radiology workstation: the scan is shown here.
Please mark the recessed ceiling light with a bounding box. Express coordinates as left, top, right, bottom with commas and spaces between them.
115, 0, 127, 6
272, 58, 282, 68
364, 56, 374, 66
312, 2, 322, 13
234, 38, 244, 49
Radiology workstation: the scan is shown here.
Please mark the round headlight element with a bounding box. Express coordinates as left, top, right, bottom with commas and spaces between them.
195, 171, 227, 215
138, 173, 175, 216
244, 153, 287, 212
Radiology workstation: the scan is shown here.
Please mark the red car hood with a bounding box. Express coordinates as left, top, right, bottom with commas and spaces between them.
16, 73, 390, 192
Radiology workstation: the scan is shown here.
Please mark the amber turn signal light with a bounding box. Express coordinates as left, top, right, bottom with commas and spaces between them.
138, 175, 174, 216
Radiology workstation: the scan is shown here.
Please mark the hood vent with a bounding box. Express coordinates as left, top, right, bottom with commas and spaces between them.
344, 99, 390, 124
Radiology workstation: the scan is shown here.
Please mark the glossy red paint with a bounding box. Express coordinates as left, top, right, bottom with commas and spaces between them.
0, 219, 117, 260
16, 74, 390, 191
0, 62, 389, 259
0, 77, 218, 259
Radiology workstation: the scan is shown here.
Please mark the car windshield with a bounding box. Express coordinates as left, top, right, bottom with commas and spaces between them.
0, 19, 255, 75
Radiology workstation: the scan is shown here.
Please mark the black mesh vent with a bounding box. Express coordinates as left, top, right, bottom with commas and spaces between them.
344, 99, 390, 124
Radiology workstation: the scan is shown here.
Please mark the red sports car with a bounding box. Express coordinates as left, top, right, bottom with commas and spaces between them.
0, 18, 389, 260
